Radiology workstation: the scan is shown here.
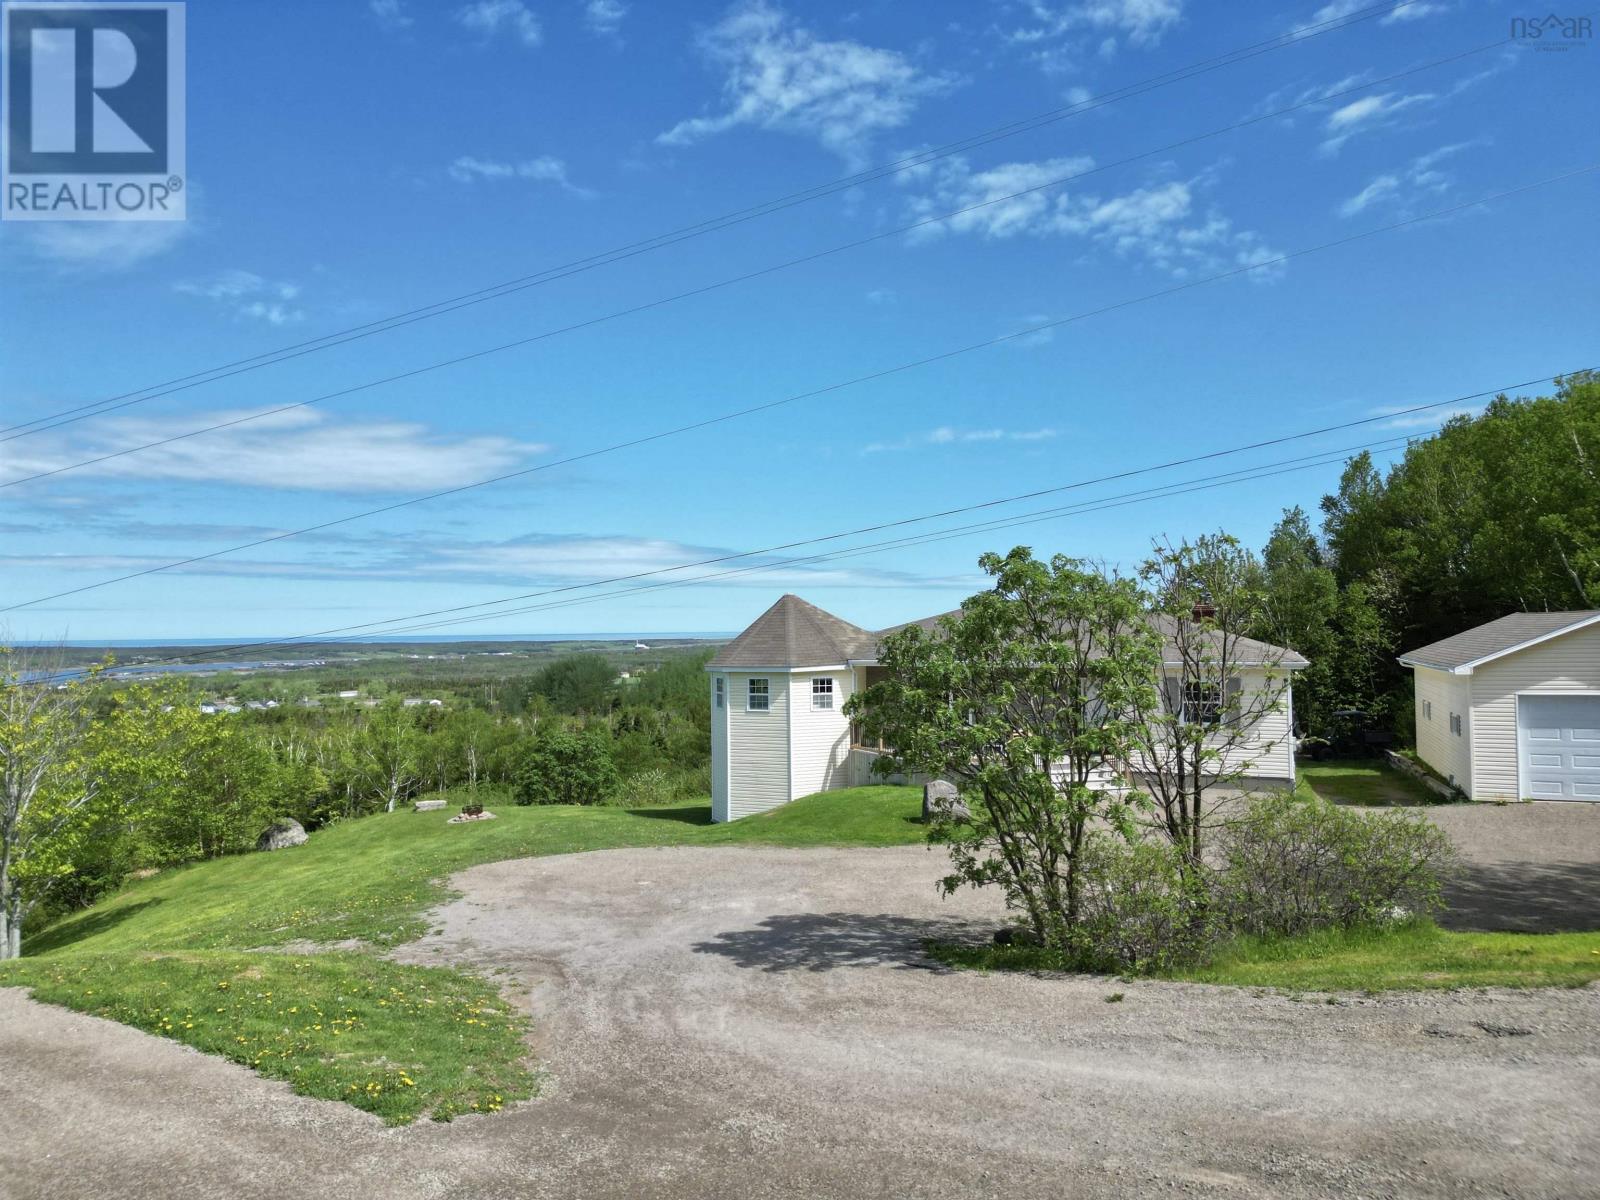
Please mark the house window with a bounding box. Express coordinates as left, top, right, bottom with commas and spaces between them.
1182, 680, 1224, 726
714, 677, 724, 709
812, 677, 835, 710
747, 678, 770, 712
1450, 712, 1462, 736
1422, 699, 1432, 721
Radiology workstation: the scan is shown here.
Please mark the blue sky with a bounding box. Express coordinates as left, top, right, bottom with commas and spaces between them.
1, 0, 1595, 641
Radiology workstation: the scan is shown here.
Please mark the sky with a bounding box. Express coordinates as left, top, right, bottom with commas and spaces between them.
1, 0, 1596, 642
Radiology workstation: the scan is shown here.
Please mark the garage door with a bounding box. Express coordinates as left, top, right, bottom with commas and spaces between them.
1519, 695, 1600, 800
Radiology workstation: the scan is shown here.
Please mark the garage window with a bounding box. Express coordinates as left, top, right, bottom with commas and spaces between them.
812, 677, 835, 710
747, 678, 770, 712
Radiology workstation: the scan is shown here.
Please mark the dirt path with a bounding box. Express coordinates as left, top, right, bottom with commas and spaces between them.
4, 840, 1598, 1199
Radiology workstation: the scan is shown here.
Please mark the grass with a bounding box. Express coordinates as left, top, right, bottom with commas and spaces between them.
0, 951, 533, 1124
929, 921, 1600, 992
1297, 758, 1448, 807
0, 785, 923, 1121
1176, 922, 1600, 991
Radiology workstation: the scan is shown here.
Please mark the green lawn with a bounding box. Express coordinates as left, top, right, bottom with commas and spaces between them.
931, 922, 1600, 992
0, 786, 923, 1122
1297, 758, 1450, 807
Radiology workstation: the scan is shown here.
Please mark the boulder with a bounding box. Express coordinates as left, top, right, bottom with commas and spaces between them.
413, 799, 447, 812
922, 779, 970, 823
255, 818, 307, 852
994, 926, 1044, 948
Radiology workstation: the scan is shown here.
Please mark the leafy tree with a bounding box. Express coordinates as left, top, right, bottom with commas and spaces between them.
0, 654, 182, 959
847, 548, 1161, 943
1255, 507, 1339, 732
1130, 534, 1292, 868
515, 725, 619, 806
528, 654, 617, 716
355, 700, 423, 813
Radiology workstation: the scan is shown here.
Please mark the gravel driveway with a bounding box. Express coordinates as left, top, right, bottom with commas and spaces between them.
4, 822, 1599, 1200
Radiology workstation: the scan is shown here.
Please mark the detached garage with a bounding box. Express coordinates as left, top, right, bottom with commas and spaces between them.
1399, 611, 1600, 802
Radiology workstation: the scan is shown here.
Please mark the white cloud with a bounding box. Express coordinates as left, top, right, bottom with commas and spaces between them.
3, 408, 548, 494
447, 154, 590, 194
1008, 0, 1183, 48
15, 221, 185, 271
584, 0, 626, 35
1319, 90, 1435, 155
902, 156, 1282, 280
175, 269, 305, 324
370, 0, 413, 31
1370, 402, 1480, 430
456, 0, 542, 47
862, 426, 1059, 454
1301, 0, 1446, 28
1338, 142, 1472, 217
658, 1, 956, 164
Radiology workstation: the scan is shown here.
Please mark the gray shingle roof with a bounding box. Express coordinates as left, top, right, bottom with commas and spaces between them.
1398, 611, 1600, 672
708, 595, 878, 668
712, 598, 1309, 670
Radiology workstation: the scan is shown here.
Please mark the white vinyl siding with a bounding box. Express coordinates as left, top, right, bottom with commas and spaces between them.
723, 671, 790, 819
710, 673, 730, 821
1470, 624, 1600, 800
1414, 666, 1472, 792
790, 670, 853, 799
1214, 669, 1295, 781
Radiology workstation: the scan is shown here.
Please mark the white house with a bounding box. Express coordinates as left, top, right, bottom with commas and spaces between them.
707, 594, 1306, 822
1399, 611, 1600, 801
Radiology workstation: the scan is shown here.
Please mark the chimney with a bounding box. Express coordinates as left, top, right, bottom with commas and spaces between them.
1191, 602, 1216, 621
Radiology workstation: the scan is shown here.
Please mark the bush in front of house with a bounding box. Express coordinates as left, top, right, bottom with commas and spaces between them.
514, 725, 619, 806
1068, 835, 1217, 974
1215, 790, 1458, 939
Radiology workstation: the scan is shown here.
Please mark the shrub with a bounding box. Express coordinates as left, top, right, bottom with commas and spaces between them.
514, 727, 619, 806
1069, 835, 1217, 974
1216, 791, 1457, 938
615, 767, 676, 806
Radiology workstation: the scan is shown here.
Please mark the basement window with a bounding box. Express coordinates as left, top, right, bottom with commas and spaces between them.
747, 678, 770, 712
812, 677, 835, 710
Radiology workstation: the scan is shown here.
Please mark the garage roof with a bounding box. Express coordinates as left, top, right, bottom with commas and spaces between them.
1398, 611, 1600, 674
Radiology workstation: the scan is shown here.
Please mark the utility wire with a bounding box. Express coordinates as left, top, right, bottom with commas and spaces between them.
0, 0, 1426, 441
52, 366, 1563, 668
1, 152, 1587, 617
0, 39, 1512, 481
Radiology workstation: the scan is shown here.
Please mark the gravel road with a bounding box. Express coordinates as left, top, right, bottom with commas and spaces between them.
4, 819, 1599, 1199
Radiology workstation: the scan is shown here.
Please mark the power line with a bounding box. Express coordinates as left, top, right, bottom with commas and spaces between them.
0, 39, 1511, 479
51, 368, 1562, 667
0, 0, 1426, 442
1, 155, 1586, 615
364, 432, 1430, 639
41, 427, 1424, 685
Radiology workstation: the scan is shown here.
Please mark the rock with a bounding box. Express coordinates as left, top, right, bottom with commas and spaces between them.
922, 780, 970, 822
255, 818, 307, 852
414, 799, 447, 812
994, 926, 1043, 948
